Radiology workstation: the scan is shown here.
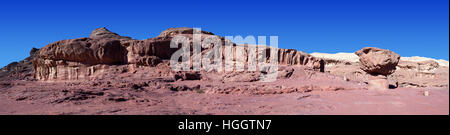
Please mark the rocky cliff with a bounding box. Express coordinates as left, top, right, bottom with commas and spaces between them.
28, 27, 324, 81
3, 27, 445, 88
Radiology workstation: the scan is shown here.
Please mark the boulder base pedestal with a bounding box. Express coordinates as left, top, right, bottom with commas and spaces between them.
367, 75, 389, 90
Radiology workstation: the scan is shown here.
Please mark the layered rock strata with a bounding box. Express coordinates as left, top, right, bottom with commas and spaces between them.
32, 27, 325, 81
355, 47, 400, 90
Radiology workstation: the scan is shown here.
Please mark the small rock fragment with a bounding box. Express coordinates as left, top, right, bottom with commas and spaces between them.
424, 91, 429, 96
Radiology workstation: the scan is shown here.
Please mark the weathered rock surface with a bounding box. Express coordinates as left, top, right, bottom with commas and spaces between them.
0, 48, 39, 81
313, 51, 448, 88
277, 49, 324, 72
158, 27, 214, 37
367, 75, 389, 90
29, 27, 325, 81
90, 27, 131, 39
354, 47, 402, 90
355, 47, 400, 76
4, 28, 445, 89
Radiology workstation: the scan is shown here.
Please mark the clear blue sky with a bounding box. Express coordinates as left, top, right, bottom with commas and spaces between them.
0, 0, 448, 67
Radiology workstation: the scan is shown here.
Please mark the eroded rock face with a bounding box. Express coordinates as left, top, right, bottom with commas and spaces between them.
417, 60, 439, 72
355, 47, 400, 76
31, 27, 325, 81
277, 49, 324, 72
173, 71, 202, 81
222, 72, 261, 82
34, 28, 132, 81
124, 39, 177, 66
90, 27, 131, 39
0, 48, 39, 81
38, 38, 128, 65
355, 47, 400, 90
367, 75, 389, 90
158, 27, 214, 37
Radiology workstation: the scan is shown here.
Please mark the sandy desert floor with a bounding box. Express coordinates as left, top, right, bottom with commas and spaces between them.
1, 80, 447, 115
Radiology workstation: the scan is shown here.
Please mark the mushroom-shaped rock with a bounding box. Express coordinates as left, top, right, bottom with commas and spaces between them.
355, 47, 400, 76
355, 47, 400, 90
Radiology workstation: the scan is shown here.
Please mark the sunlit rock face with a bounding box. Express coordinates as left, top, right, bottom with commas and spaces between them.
355, 47, 400, 76
354, 47, 400, 90
32, 27, 325, 81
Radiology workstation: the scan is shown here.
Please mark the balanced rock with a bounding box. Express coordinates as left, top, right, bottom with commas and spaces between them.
355, 47, 400, 76
355, 47, 400, 90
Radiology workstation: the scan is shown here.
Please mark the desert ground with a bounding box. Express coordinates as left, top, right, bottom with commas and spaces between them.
1, 79, 448, 115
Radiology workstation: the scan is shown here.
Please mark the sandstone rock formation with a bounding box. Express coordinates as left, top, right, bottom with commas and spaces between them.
311, 52, 449, 88
90, 27, 129, 39
355, 47, 400, 90
311, 52, 449, 67
355, 47, 400, 76
30, 27, 325, 81
4, 28, 445, 89
0, 48, 39, 81
1, 28, 448, 115
158, 27, 214, 37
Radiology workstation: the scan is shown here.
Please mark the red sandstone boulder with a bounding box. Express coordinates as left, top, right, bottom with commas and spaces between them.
355, 47, 400, 90
355, 47, 400, 76
367, 75, 389, 90
173, 71, 202, 81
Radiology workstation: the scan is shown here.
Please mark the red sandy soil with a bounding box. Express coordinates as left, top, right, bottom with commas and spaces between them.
1, 79, 447, 115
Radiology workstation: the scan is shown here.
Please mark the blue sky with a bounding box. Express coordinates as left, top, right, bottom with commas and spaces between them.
0, 0, 448, 67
